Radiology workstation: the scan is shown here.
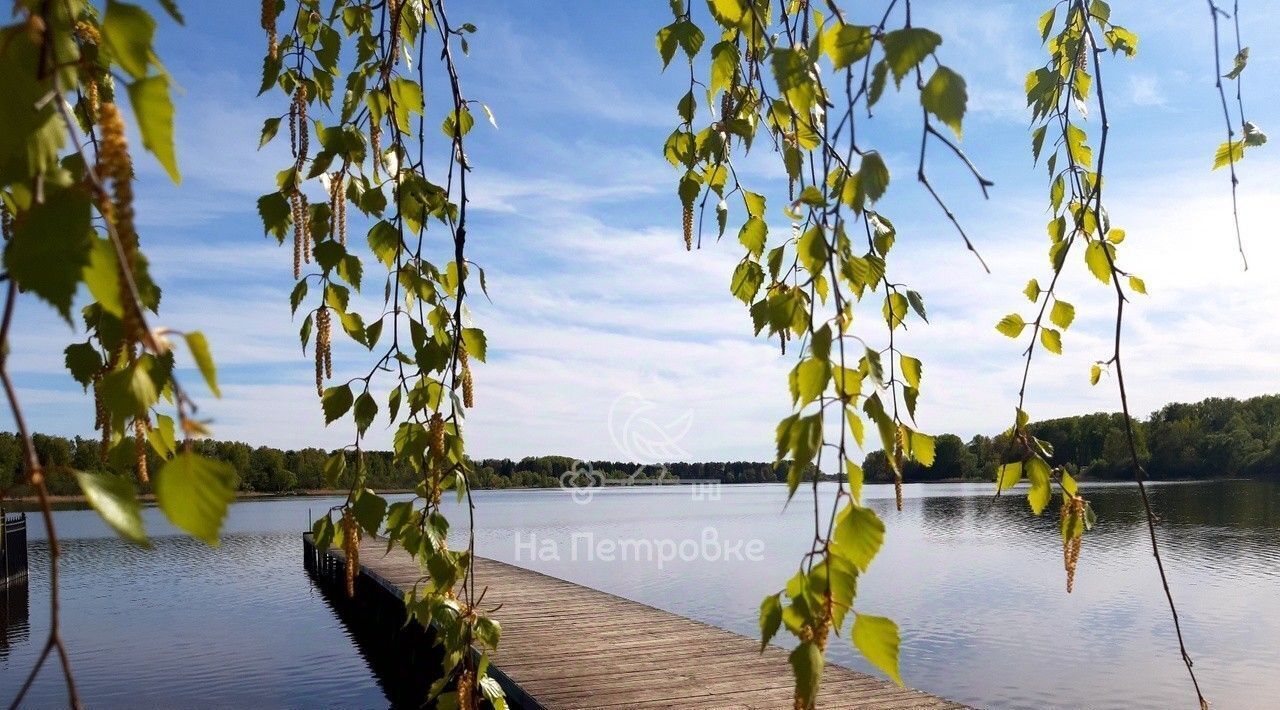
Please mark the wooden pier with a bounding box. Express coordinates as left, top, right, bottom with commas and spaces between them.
304, 533, 966, 709
1, 512, 27, 589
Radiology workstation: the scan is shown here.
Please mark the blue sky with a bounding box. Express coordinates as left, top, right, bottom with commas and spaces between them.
5, 1, 1280, 463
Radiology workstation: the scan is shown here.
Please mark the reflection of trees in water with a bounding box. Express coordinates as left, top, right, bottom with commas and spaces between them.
907, 482, 1280, 578
0, 581, 29, 662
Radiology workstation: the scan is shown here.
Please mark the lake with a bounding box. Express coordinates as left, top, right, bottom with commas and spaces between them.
2, 480, 1277, 709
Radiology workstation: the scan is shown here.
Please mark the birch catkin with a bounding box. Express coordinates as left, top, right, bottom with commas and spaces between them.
261, 0, 278, 61
315, 307, 331, 396
460, 348, 474, 408
97, 102, 142, 345
134, 415, 150, 484
342, 508, 358, 598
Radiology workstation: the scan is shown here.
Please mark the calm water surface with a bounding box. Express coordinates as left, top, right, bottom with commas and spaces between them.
1, 480, 1277, 709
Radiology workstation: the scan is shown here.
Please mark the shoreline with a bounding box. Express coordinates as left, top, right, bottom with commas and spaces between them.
1, 475, 1251, 510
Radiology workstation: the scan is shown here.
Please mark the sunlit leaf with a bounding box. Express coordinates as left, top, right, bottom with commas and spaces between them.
154, 452, 237, 545
853, 613, 903, 685
77, 471, 149, 546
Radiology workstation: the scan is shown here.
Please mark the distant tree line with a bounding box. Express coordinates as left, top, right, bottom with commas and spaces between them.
864, 394, 1280, 483
1, 394, 1275, 497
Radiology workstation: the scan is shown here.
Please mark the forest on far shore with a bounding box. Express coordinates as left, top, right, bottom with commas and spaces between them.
2, 394, 1276, 497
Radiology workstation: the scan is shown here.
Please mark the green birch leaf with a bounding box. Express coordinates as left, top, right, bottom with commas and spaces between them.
824, 24, 873, 69
996, 314, 1026, 338
853, 613, 903, 685
1023, 279, 1041, 302
183, 332, 220, 397
65, 342, 104, 389
77, 471, 149, 546
881, 27, 941, 85
153, 452, 237, 545
921, 65, 966, 138
128, 75, 181, 183
911, 430, 935, 466
1026, 456, 1052, 515
1040, 327, 1062, 355
997, 461, 1024, 490
1213, 139, 1244, 170
1085, 241, 1114, 284
759, 593, 782, 652
103, 0, 156, 79
789, 641, 825, 708
833, 503, 884, 571
354, 391, 377, 435
738, 217, 767, 258
5, 187, 93, 321
462, 327, 488, 362
899, 355, 922, 389
352, 488, 387, 535
322, 384, 355, 424
1050, 300, 1075, 329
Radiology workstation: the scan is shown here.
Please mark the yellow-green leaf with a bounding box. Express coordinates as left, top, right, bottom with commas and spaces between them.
996, 314, 1026, 338
103, 0, 156, 80
1026, 457, 1051, 515
759, 593, 782, 652
997, 461, 1024, 490
1128, 275, 1147, 294
153, 452, 237, 545
833, 503, 884, 571
183, 331, 219, 397
910, 430, 935, 466
824, 24, 873, 69
899, 355, 922, 389
128, 75, 181, 183
76, 471, 149, 546
1213, 139, 1244, 170
1023, 279, 1041, 302
921, 65, 966, 139
789, 641, 825, 707
853, 613, 903, 686
1085, 241, 1114, 284
1040, 327, 1062, 355
1050, 300, 1075, 330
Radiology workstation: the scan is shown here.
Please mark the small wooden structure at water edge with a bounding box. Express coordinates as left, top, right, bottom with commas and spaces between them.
1, 511, 28, 589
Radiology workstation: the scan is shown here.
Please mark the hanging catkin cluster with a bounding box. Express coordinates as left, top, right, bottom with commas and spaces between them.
456, 668, 474, 710
289, 85, 311, 278
260, 0, 278, 61
134, 415, 150, 484
1062, 494, 1085, 593
384, 0, 402, 80
92, 371, 109, 461
0, 203, 11, 241
682, 203, 693, 251
328, 171, 346, 246
341, 508, 359, 598
370, 119, 382, 180
96, 102, 141, 345
428, 412, 445, 459
314, 306, 332, 396
460, 348, 474, 408
74, 20, 101, 121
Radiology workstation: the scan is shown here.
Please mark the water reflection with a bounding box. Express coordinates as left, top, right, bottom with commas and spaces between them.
0, 582, 27, 663
0, 481, 1276, 709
